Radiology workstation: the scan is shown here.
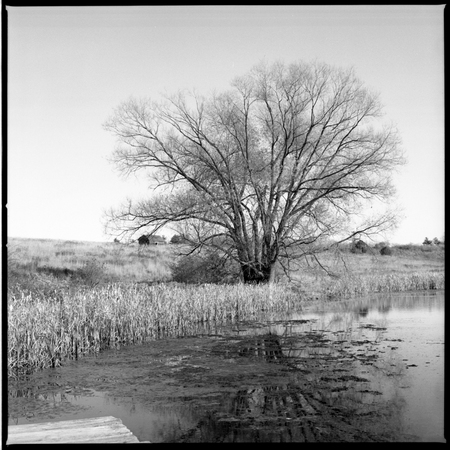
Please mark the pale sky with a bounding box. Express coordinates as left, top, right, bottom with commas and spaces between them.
7, 5, 445, 244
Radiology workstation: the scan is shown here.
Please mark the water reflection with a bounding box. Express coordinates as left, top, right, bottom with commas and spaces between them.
8, 387, 203, 443
8, 291, 444, 442
177, 291, 445, 442
178, 376, 407, 442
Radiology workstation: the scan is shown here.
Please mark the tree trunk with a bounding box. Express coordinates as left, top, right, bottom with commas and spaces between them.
241, 262, 276, 284
268, 264, 277, 283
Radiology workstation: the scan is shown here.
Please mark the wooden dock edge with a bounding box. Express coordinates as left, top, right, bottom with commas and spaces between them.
7, 416, 150, 444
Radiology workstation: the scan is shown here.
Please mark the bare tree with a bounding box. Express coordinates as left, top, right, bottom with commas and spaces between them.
104, 61, 405, 283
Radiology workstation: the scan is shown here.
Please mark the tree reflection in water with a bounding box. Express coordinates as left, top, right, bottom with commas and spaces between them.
177, 332, 410, 443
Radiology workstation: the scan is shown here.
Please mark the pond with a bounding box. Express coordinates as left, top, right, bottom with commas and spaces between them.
8, 290, 445, 443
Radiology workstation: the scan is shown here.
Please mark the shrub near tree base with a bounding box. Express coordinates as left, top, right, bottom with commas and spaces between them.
171, 252, 241, 284
380, 246, 392, 256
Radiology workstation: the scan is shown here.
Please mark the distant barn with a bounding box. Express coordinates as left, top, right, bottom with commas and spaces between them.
137, 234, 166, 246
149, 235, 166, 245
351, 239, 369, 254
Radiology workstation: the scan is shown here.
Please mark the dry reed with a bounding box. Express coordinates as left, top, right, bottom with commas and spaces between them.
7, 283, 299, 376
322, 271, 445, 298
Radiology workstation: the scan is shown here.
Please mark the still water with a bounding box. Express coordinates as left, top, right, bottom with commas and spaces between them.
290, 291, 445, 442
8, 290, 445, 443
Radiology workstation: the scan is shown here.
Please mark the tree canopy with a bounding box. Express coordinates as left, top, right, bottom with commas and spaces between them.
104, 60, 405, 283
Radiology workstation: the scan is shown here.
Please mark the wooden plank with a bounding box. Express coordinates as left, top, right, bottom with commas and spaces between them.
7, 416, 144, 444
9, 416, 130, 433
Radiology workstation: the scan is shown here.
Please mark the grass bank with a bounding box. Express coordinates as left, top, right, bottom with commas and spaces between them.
288, 243, 444, 299
314, 271, 444, 299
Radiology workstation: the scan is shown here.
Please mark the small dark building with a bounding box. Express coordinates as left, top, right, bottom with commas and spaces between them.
138, 235, 150, 246
149, 235, 166, 245
351, 239, 369, 254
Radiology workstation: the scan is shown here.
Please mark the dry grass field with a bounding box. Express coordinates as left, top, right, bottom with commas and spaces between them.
7, 237, 174, 290
7, 237, 445, 288
289, 243, 445, 298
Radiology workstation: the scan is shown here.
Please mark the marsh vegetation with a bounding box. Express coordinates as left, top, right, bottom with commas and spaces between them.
7, 237, 444, 376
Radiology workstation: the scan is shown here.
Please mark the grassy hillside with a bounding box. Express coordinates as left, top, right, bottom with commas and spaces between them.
7, 237, 174, 292
7, 237, 444, 294
288, 243, 444, 298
